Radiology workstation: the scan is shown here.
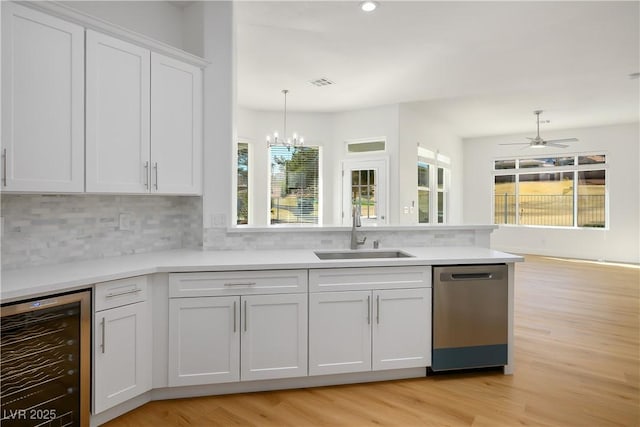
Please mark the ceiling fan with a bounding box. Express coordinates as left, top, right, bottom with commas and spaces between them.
500, 110, 578, 149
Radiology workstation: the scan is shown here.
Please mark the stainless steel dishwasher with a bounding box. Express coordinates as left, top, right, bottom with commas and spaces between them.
432, 265, 508, 371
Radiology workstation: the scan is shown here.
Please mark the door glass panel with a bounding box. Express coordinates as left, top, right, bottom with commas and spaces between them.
351, 169, 377, 222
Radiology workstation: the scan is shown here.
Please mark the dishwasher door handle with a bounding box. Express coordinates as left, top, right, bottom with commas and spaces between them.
445, 273, 494, 281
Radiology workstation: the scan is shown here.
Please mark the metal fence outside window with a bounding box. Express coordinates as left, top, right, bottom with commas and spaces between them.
494, 194, 605, 227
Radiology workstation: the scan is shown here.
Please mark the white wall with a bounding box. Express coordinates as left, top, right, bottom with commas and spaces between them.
236, 108, 335, 225
398, 103, 464, 225
236, 104, 402, 225
332, 105, 401, 224
60, 1, 185, 50
463, 122, 639, 263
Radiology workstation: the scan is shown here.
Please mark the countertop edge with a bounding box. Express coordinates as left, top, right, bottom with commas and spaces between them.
1, 247, 523, 304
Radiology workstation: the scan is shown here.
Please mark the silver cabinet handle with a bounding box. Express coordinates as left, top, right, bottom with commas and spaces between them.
376, 295, 380, 324
244, 300, 247, 332
105, 288, 141, 298
100, 317, 106, 354
153, 162, 158, 190
2, 148, 7, 187
224, 282, 256, 287
144, 161, 149, 189
233, 301, 237, 332
367, 295, 370, 325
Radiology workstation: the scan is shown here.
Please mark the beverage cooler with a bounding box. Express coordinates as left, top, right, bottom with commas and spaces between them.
1, 290, 91, 426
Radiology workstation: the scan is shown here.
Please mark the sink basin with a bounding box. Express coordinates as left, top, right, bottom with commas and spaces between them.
314, 250, 414, 260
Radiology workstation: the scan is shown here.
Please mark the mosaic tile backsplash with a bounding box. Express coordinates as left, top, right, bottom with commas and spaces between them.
203, 227, 489, 251
1, 194, 202, 270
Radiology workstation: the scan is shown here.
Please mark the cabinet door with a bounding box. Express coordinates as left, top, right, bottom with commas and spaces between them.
86, 31, 150, 193
150, 53, 202, 195
372, 288, 431, 371
309, 291, 372, 376
1, 3, 84, 192
241, 294, 307, 381
168, 296, 239, 386
94, 301, 152, 414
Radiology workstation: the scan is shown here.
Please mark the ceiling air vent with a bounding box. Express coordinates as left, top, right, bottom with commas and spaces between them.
309, 78, 334, 87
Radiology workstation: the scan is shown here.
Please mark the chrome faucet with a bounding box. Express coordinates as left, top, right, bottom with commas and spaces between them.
350, 205, 367, 250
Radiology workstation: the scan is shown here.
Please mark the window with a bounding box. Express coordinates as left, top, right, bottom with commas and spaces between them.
493, 154, 607, 228
418, 148, 450, 224
236, 142, 249, 225
346, 138, 386, 153
270, 146, 320, 224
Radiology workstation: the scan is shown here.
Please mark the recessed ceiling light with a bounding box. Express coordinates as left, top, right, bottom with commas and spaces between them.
360, 1, 378, 12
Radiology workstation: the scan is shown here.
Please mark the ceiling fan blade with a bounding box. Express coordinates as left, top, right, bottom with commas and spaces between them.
546, 142, 569, 148
499, 142, 530, 146
545, 138, 578, 144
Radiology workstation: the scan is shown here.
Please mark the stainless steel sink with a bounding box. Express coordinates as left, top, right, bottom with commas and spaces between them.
314, 250, 414, 260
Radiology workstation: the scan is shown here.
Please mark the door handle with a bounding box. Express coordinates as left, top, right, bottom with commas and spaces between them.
367, 295, 370, 324
2, 148, 7, 187
144, 161, 149, 189
100, 317, 106, 354
233, 301, 237, 332
376, 295, 380, 324
153, 162, 158, 190
244, 300, 247, 332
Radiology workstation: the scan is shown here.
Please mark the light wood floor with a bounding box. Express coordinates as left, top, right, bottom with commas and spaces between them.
104, 255, 640, 426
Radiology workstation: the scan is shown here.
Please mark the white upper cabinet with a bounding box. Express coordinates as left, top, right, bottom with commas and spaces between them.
151, 53, 203, 195
1, 3, 84, 192
86, 31, 151, 193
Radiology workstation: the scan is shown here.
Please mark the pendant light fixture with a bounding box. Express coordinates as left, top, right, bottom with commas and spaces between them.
266, 89, 304, 150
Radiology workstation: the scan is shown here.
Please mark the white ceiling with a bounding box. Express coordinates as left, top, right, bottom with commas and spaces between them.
235, 1, 639, 138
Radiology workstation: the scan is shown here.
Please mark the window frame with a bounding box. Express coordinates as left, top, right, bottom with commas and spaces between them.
492, 152, 608, 229
418, 148, 450, 224
267, 144, 323, 226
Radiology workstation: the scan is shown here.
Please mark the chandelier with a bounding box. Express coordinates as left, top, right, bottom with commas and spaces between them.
266, 89, 304, 149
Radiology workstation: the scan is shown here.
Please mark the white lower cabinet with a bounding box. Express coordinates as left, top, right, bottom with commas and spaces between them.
309, 291, 372, 375
372, 288, 431, 371
167, 271, 308, 387
93, 277, 152, 414
168, 296, 239, 386
309, 267, 432, 376
241, 293, 308, 381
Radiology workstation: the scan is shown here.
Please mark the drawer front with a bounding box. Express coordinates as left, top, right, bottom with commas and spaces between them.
95, 276, 148, 311
309, 266, 431, 292
169, 270, 308, 297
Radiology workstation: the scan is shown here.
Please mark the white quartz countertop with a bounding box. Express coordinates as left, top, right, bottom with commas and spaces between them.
1, 247, 523, 303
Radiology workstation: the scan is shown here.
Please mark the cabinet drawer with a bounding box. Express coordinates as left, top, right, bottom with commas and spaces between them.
169, 270, 308, 297
309, 266, 431, 292
95, 276, 148, 311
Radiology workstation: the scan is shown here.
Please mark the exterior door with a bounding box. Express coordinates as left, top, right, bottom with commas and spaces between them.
342, 159, 388, 226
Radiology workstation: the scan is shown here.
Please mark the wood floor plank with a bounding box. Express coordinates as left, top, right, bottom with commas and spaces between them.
103, 255, 640, 426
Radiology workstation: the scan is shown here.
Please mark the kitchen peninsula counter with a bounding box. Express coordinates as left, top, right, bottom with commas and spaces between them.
1, 246, 523, 303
